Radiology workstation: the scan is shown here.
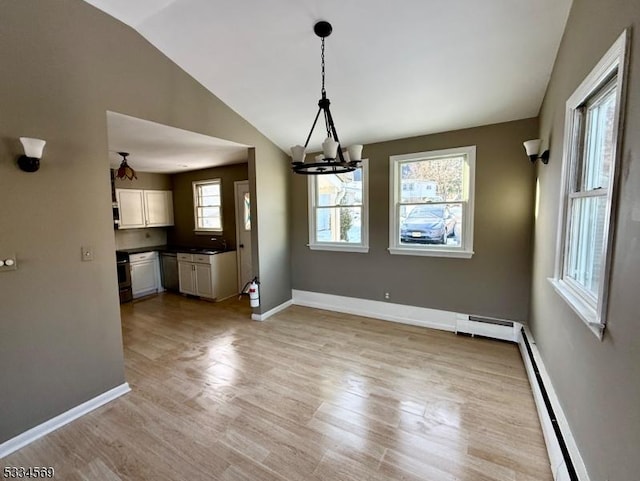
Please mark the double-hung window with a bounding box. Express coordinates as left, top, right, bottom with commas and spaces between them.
193, 179, 222, 232
389, 146, 475, 258
308, 160, 368, 252
551, 31, 628, 338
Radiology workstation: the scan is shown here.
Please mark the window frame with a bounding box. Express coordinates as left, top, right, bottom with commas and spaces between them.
192, 178, 223, 233
549, 30, 629, 339
307, 159, 369, 253
388, 146, 476, 258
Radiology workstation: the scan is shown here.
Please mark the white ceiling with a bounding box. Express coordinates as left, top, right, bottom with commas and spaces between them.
90, 0, 572, 155
106, 111, 249, 173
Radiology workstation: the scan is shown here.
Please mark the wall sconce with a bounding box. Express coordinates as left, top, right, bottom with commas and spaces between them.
523, 139, 549, 164
17, 137, 46, 172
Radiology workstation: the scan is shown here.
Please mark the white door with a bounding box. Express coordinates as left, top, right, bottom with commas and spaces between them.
234, 181, 253, 290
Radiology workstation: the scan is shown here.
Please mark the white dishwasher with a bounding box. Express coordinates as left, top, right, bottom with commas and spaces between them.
129, 251, 160, 299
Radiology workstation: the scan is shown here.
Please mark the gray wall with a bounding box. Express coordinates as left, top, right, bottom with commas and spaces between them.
169, 162, 249, 250
530, 1, 640, 480
291, 118, 537, 321
0, 0, 290, 443
253, 147, 292, 312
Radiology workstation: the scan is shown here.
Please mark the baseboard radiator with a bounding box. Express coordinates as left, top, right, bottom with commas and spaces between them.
521, 329, 580, 481
455, 314, 522, 342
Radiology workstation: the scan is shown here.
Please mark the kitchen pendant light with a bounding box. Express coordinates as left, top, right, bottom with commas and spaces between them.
115, 152, 137, 180
290, 21, 363, 175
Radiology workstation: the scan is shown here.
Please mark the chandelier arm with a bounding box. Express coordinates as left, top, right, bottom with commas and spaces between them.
324, 109, 332, 138
323, 104, 346, 163
304, 106, 324, 149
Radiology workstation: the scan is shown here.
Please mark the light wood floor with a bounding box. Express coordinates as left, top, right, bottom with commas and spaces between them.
4, 293, 552, 480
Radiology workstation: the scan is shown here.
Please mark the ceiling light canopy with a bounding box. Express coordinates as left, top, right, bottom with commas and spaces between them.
290, 21, 363, 175
115, 152, 137, 180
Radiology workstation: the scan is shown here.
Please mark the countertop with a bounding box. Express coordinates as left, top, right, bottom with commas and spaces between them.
116, 245, 235, 256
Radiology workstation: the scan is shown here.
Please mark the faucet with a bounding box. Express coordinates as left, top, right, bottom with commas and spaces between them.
210, 237, 227, 251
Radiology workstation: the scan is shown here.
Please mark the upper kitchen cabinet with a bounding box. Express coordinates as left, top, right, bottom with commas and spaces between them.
144, 190, 174, 227
116, 188, 174, 229
116, 189, 145, 228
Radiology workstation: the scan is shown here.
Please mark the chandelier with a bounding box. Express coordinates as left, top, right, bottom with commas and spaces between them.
290, 21, 363, 175
115, 152, 137, 180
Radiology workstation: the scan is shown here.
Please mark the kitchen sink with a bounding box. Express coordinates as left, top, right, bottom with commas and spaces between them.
187, 248, 219, 255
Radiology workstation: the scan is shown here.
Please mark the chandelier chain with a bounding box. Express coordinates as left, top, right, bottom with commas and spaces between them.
321, 37, 326, 96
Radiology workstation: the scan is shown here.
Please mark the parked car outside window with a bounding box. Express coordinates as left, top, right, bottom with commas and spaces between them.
400, 204, 456, 244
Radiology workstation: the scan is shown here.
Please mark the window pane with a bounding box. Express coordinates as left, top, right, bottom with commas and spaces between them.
315, 206, 362, 243
399, 203, 461, 246
317, 170, 362, 207
244, 192, 251, 230
567, 196, 606, 297
198, 217, 222, 229
581, 85, 616, 191
400, 156, 463, 202
197, 207, 220, 218
199, 194, 221, 207
200, 184, 220, 197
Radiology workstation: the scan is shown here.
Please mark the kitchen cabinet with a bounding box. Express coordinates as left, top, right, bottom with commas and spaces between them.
144, 190, 174, 227
116, 189, 174, 229
116, 189, 145, 228
130, 251, 160, 298
177, 251, 238, 300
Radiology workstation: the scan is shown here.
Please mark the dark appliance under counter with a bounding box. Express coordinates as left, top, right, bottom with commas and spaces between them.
116, 252, 133, 303
160, 251, 179, 291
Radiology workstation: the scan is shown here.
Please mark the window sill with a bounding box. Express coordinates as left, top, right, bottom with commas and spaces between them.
388, 247, 474, 258
548, 278, 605, 340
308, 243, 369, 253
194, 230, 223, 235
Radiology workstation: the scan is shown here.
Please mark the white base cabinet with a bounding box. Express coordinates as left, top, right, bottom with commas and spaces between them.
130, 251, 160, 299
177, 251, 238, 301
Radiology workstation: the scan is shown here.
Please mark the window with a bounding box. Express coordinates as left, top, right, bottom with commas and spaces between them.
193, 179, 222, 232
308, 160, 368, 252
243, 191, 251, 231
550, 31, 628, 338
389, 146, 475, 258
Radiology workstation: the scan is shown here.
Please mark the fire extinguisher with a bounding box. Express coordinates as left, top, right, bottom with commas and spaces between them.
248, 277, 260, 308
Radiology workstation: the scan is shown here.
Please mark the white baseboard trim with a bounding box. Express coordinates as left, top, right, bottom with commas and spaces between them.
0, 382, 131, 459
291, 290, 456, 332
251, 299, 293, 321
518, 328, 590, 481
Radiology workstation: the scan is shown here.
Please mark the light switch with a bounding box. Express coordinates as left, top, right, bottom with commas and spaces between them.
81, 246, 94, 262
0, 255, 17, 272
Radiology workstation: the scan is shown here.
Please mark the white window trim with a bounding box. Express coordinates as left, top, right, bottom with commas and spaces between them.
388, 146, 476, 258
548, 29, 629, 340
193, 178, 223, 233
307, 159, 369, 253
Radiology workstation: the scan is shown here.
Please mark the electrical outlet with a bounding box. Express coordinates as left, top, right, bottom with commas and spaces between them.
384, 292, 390, 300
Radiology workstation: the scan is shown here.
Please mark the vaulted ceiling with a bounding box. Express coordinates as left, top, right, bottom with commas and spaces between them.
85, 0, 572, 153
